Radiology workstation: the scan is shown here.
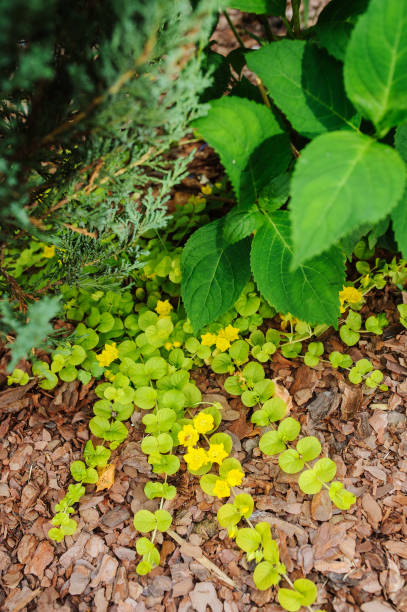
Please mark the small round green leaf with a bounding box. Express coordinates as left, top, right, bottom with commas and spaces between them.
259, 431, 286, 455
278, 449, 304, 474
296, 436, 322, 462
133, 510, 156, 533
235, 527, 261, 553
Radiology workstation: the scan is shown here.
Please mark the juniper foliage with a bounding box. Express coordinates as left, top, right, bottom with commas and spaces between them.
0, 0, 217, 365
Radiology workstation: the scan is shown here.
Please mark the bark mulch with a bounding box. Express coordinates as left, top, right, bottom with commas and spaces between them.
1, 284, 407, 612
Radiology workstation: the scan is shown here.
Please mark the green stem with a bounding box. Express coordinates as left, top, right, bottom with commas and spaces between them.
223, 10, 246, 49
291, 0, 301, 36
259, 15, 274, 41
281, 16, 295, 38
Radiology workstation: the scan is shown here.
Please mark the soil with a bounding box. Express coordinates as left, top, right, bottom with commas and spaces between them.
2, 4, 407, 612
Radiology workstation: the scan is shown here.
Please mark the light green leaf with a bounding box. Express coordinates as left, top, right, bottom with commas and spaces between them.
134, 386, 157, 410
292, 578, 318, 607
136, 537, 155, 556
235, 527, 261, 553
278, 417, 301, 442
219, 457, 243, 479
259, 430, 286, 455
133, 510, 156, 533
224, 375, 244, 395
70, 461, 87, 482
234, 493, 254, 518
290, 131, 405, 267
212, 353, 233, 374
247, 40, 359, 138
278, 588, 303, 612
329, 351, 353, 369
253, 561, 281, 590
155, 509, 172, 532
242, 361, 265, 384
217, 503, 241, 528
344, 0, 407, 136
262, 397, 287, 422
296, 436, 321, 462
181, 219, 251, 332
210, 433, 233, 455
278, 449, 304, 474
314, 457, 337, 482
192, 97, 290, 206
340, 325, 360, 346
298, 469, 322, 495
229, 340, 250, 365
329, 481, 356, 510
199, 473, 218, 496
251, 211, 345, 326
355, 358, 373, 374
251, 409, 269, 427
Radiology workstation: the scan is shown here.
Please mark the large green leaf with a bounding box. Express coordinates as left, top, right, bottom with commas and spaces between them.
290, 131, 406, 266
181, 219, 251, 331
313, 0, 369, 62
344, 0, 407, 136
392, 123, 407, 256
224, 0, 286, 15
193, 97, 290, 207
247, 40, 359, 138
251, 211, 345, 326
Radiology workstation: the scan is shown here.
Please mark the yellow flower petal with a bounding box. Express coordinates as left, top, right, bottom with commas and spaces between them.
207, 443, 228, 464
155, 300, 173, 316
178, 425, 199, 447
201, 333, 217, 347
184, 447, 208, 471
226, 469, 244, 487
213, 479, 230, 498
43, 245, 55, 258
215, 336, 230, 352
193, 412, 214, 434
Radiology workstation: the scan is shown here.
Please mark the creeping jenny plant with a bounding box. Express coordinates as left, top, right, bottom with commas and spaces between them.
8, 181, 407, 608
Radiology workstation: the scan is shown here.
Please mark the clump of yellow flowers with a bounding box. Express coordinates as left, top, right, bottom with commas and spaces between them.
96, 342, 119, 367
178, 411, 245, 498
201, 324, 240, 352
339, 285, 363, 313
155, 300, 173, 317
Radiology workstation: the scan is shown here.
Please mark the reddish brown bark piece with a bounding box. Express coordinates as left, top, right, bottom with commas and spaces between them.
24, 541, 54, 577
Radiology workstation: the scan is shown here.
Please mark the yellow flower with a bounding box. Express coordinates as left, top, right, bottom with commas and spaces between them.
215, 182, 222, 189
226, 469, 244, 487
201, 184, 212, 195
280, 313, 297, 331
222, 325, 240, 342
104, 370, 116, 382
213, 479, 230, 498
215, 335, 230, 352
207, 443, 228, 465
178, 424, 199, 447
165, 342, 173, 350
184, 447, 208, 471
339, 285, 362, 306
155, 300, 173, 317
43, 245, 55, 258
173, 341, 181, 348
201, 333, 217, 347
96, 342, 119, 367
193, 412, 214, 434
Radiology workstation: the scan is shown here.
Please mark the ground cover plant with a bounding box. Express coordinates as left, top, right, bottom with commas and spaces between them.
2, 1, 407, 610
